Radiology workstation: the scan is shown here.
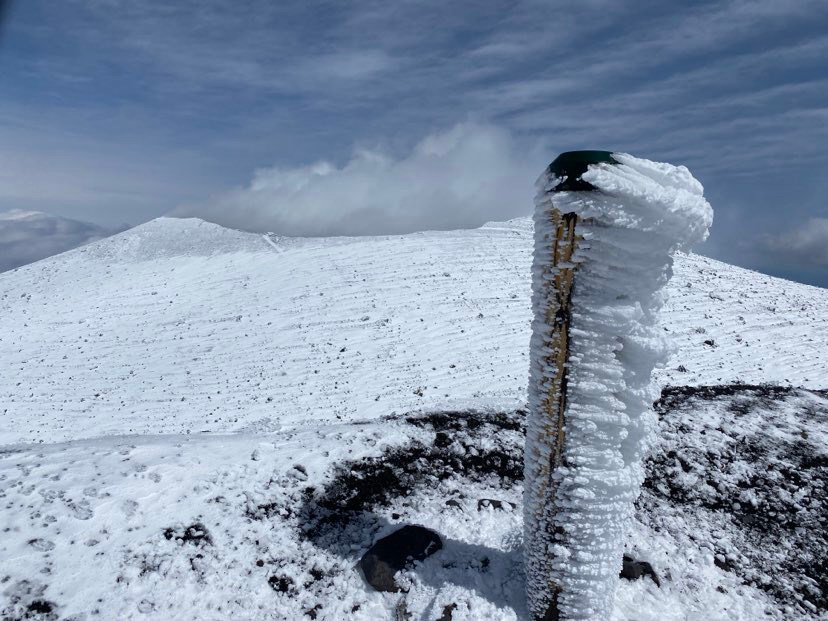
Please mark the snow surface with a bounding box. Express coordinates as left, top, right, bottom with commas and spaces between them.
1, 215, 827, 620
2, 217, 825, 447
524, 154, 713, 620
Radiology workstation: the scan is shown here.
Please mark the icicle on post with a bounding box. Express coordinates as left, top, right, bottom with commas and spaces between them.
524, 151, 713, 620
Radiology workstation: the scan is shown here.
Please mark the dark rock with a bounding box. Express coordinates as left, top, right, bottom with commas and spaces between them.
445, 499, 464, 511
438, 603, 458, 620
620, 554, 661, 587
360, 525, 442, 592
268, 575, 293, 593
245, 501, 282, 521
28, 600, 55, 615
163, 523, 212, 546
477, 498, 516, 512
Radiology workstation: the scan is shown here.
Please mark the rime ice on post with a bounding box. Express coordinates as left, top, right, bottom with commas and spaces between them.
524, 151, 713, 620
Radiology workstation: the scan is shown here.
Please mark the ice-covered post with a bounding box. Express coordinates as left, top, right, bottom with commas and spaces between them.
524, 151, 713, 620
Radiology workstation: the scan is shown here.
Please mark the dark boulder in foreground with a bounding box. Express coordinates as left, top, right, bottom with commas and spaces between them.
620, 554, 661, 587
360, 525, 443, 592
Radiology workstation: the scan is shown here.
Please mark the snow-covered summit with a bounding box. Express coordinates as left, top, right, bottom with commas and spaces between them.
53, 217, 267, 263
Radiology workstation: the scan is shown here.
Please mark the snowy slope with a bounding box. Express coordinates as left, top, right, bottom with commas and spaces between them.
1, 217, 826, 621
1, 217, 825, 445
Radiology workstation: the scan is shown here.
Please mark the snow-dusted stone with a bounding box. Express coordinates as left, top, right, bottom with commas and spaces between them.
360, 525, 443, 592
477, 498, 517, 511
524, 152, 713, 620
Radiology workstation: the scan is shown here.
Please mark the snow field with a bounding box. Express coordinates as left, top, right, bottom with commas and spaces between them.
0, 214, 826, 620
2, 217, 826, 446
1, 218, 529, 445
0, 413, 530, 620
4, 389, 823, 620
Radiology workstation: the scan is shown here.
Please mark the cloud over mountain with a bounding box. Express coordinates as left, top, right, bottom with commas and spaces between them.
0, 209, 125, 271
172, 123, 543, 237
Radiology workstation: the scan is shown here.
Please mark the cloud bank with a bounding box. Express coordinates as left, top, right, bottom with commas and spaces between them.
761, 218, 828, 267
173, 123, 543, 237
0, 210, 124, 272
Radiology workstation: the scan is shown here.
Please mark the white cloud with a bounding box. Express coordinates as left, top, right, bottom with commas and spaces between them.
0, 210, 125, 272
173, 123, 543, 236
761, 217, 828, 266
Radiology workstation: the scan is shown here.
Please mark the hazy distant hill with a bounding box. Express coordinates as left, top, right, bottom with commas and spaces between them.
0, 209, 125, 272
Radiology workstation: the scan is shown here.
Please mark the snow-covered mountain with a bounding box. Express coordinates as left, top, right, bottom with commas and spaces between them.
1, 217, 826, 620
3, 216, 825, 446
0, 209, 124, 273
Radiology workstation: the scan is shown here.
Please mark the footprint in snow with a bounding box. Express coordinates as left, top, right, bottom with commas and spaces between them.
68, 501, 93, 520
121, 499, 139, 518
28, 538, 55, 552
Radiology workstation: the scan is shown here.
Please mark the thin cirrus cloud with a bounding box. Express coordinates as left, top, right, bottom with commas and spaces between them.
173, 122, 544, 237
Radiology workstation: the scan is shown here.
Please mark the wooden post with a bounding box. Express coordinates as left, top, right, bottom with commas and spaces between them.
525, 151, 616, 621
534, 208, 579, 621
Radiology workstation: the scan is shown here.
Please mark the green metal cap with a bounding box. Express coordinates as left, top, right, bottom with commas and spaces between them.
548, 150, 617, 192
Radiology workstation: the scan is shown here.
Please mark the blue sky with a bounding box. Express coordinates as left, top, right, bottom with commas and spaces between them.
1, 0, 826, 285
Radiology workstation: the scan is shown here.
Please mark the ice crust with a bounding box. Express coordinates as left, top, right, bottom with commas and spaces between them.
524, 153, 713, 619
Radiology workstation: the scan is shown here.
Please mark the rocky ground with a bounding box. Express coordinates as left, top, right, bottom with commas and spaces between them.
5, 384, 824, 620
